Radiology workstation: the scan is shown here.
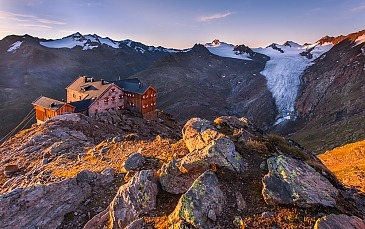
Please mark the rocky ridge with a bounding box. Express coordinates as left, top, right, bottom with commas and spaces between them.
291, 30, 365, 153
0, 111, 364, 228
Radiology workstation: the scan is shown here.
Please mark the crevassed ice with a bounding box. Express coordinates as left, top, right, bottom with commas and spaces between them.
254, 43, 332, 124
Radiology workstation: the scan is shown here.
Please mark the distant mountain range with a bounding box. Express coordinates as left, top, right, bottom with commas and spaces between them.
0, 30, 364, 153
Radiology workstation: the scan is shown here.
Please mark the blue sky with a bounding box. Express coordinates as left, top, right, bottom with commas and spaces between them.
0, 0, 364, 48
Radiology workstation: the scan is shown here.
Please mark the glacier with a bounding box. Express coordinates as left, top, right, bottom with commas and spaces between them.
204, 39, 333, 124
254, 42, 332, 124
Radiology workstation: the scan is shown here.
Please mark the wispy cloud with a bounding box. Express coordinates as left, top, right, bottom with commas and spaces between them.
36, 18, 66, 25
21, 24, 52, 29
0, 10, 66, 29
351, 4, 365, 12
197, 12, 233, 22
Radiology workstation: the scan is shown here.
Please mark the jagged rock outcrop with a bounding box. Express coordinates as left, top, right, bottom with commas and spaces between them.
262, 155, 338, 207
314, 214, 365, 229
0, 170, 112, 229
169, 170, 225, 229
109, 170, 159, 229
159, 118, 246, 194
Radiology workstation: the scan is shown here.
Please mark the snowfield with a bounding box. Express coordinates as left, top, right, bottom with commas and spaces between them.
355, 34, 365, 46
205, 41, 252, 60
7, 41, 23, 53
40, 33, 181, 53
40, 33, 120, 49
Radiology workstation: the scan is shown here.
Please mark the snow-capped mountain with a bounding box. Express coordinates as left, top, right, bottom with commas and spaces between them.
39, 32, 181, 53
205, 39, 253, 60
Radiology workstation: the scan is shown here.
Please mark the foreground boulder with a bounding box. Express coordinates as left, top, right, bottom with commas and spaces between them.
262, 155, 338, 207
160, 118, 246, 194
0, 170, 110, 228
109, 170, 159, 229
314, 214, 365, 229
182, 117, 220, 152
169, 170, 225, 229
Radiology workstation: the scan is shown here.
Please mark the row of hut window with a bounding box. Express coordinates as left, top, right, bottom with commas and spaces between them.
142, 94, 156, 99
142, 103, 156, 109
104, 95, 124, 103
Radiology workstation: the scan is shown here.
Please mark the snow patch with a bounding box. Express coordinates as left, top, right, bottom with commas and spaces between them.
40, 36, 87, 49
7, 41, 23, 53
355, 34, 365, 46
205, 41, 252, 61
98, 37, 120, 48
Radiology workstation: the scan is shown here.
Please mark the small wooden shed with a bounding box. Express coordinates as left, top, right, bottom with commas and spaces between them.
32, 96, 75, 124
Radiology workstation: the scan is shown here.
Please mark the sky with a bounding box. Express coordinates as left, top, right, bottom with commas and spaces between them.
0, 0, 364, 49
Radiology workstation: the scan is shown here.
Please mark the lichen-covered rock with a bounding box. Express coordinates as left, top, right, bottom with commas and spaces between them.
109, 170, 158, 229
83, 207, 109, 229
159, 159, 201, 194
180, 137, 245, 172
182, 117, 220, 152
213, 116, 263, 143
314, 214, 365, 229
169, 170, 225, 229
0, 170, 101, 229
160, 118, 246, 194
262, 155, 338, 207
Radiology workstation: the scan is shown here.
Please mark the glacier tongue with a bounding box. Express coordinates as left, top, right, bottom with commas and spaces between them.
260, 52, 308, 121
254, 43, 332, 124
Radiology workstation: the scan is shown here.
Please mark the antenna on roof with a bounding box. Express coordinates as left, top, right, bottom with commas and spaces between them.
119, 76, 121, 80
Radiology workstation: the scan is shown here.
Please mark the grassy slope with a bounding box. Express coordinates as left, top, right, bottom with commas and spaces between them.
318, 139, 365, 193
291, 114, 365, 154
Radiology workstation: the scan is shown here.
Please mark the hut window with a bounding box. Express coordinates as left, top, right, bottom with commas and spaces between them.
73, 94, 76, 98
111, 96, 116, 101
104, 97, 109, 104
151, 103, 153, 106
132, 94, 135, 97
95, 109, 98, 113
143, 95, 145, 99
111, 88, 115, 92
146, 104, 148, 107
118, 106, 123, 110
119, 94, 123, 99
143, 105, 145, 108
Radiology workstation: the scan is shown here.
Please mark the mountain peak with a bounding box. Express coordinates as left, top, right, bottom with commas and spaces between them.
283, 41, 301, 48
211, 39, 221, 46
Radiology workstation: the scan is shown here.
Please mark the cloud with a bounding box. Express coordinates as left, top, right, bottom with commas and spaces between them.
351, 4, 365, 12
0, 11, 65, 27
21, 24, 52, 29
197, 12, 233, 22
36, 18, 66, 25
